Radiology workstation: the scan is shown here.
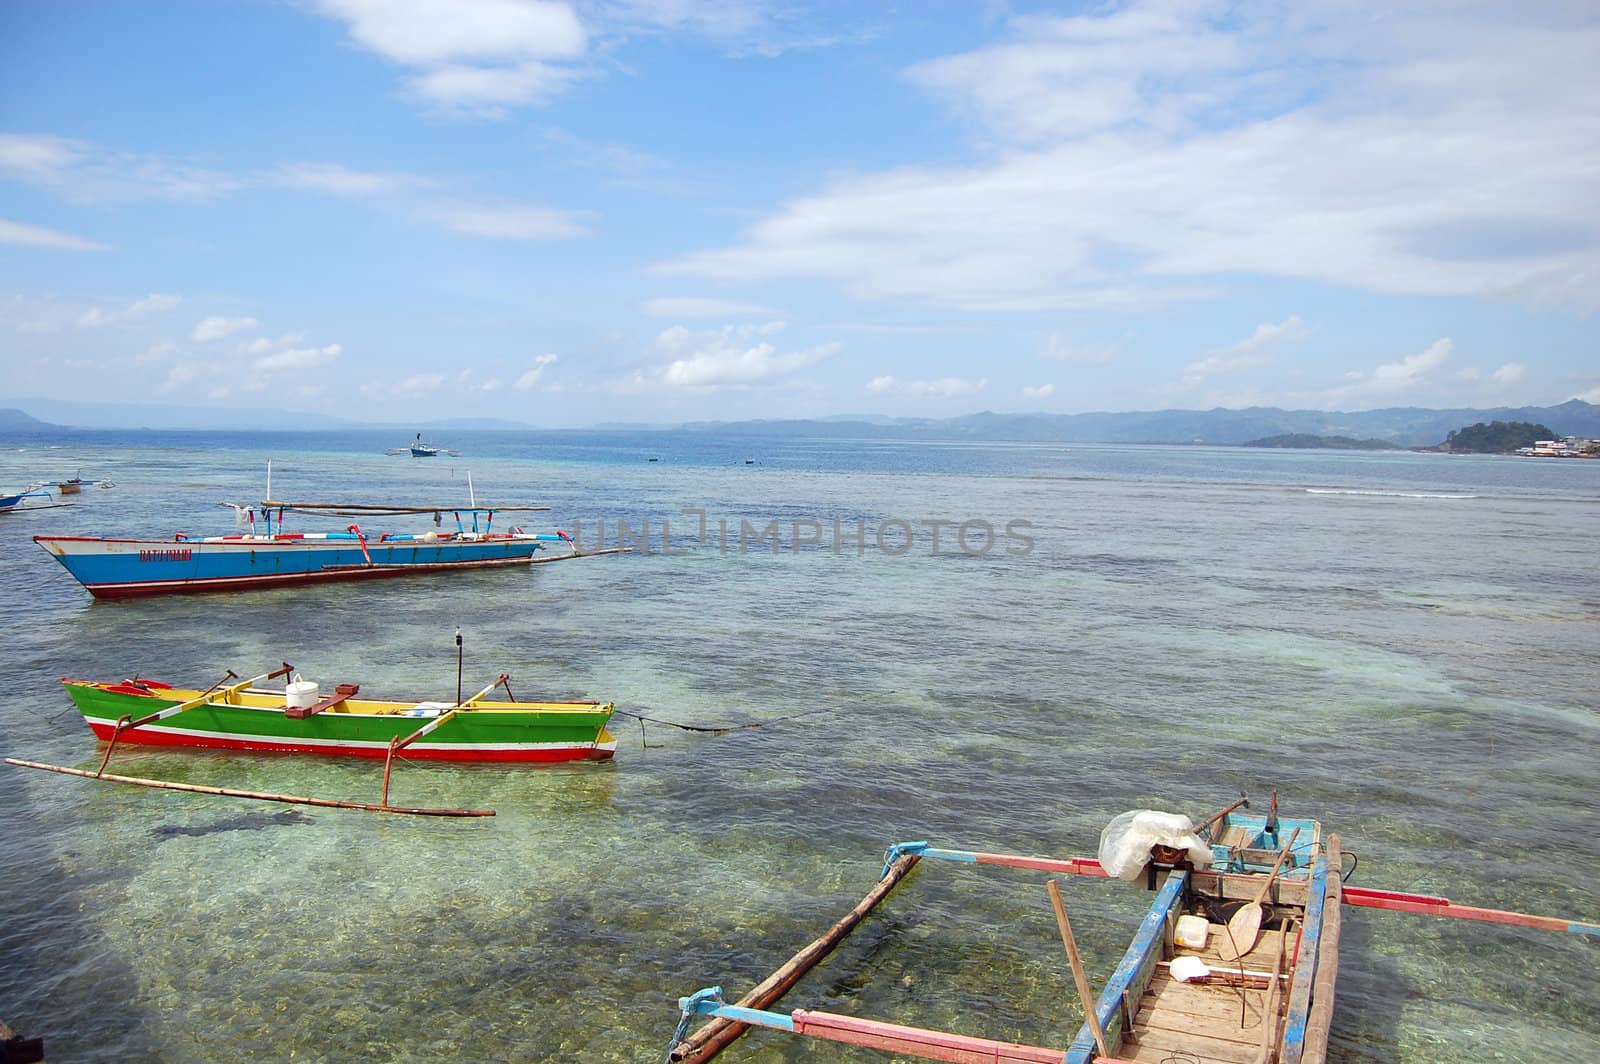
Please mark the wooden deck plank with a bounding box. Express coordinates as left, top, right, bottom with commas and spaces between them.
1141, 976, 1275, 1025
1124, 1023, 1262, 1064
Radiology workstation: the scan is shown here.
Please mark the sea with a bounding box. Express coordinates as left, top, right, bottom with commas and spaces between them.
2, 429, 1596, 1063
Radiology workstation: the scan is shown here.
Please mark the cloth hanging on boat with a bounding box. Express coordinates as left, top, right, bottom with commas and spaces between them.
1097, 809, 1213, 880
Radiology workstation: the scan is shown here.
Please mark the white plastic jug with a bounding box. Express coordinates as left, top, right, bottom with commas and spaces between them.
285, 674, 320, 709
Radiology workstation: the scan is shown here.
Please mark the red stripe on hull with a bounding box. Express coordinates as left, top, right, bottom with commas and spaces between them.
82, 556, 536, 599
84, 721, 613, 763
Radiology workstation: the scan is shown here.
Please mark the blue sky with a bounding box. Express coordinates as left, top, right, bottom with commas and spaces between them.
2, 0, 1596, 427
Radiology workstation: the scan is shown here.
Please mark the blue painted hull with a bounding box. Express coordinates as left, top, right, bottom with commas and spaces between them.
34, 533, 562, 598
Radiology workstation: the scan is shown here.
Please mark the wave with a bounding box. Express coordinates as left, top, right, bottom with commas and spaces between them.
1306, 488, 1480, 499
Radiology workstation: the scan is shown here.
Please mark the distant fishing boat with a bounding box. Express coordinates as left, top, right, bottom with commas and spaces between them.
386, 433, 459, 457
666, 797, 1596, 1064
57, 473, 86, 495
32, 473, 627, 597
1, 489, 68, 514
6, 662, 618, 819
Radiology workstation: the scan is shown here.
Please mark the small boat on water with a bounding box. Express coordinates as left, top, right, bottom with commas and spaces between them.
57, 472, 86, 494
666, 797, 1596, 1064
1, 489, 69, 513
60, 667, 617, 763
33, 492, 625, 599
386, 433, 459, 457
7, 662, 618, 818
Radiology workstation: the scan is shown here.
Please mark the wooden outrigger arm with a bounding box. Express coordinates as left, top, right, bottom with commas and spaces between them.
668, 852, 922, 1063
96, 663, 295, 777
379, 674, 507, 809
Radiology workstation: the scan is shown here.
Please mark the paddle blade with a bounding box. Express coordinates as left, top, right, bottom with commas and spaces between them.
1218, 903, 1264, 961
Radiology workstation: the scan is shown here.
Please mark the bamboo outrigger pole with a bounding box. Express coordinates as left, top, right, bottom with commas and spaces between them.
6, 757, 493, 817
892, 843, 1598, 936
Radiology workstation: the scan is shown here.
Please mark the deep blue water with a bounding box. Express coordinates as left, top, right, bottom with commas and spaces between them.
2, 430, 1597, 1062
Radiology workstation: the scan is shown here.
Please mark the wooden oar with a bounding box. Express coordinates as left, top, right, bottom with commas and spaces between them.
1218, 828, 1300, 961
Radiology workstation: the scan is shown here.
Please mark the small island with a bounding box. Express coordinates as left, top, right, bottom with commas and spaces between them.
1242, 433, 1403, 450
1435, 420, 1556, 454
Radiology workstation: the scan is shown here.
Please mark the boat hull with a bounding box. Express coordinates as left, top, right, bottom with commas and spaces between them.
64, 681, 617, 763
33, 534, 554, 598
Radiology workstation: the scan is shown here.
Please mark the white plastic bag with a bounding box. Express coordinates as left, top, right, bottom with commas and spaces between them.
1097, 809, 1213, 880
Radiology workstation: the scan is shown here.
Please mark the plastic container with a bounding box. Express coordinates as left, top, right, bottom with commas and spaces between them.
1175, 914, 1209, 949
285, 675, 320, 709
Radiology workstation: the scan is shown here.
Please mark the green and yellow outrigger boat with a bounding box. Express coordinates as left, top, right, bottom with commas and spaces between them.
6, 663, 617, 817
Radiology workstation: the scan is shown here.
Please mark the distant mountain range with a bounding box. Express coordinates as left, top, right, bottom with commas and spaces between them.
5, 398, 1597, 448
676, 399, 1600, 448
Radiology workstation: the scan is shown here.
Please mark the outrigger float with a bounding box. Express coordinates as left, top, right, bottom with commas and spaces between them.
33, 496, 627, 599
666, 797, 1597, 1064
6, 662, 618, 818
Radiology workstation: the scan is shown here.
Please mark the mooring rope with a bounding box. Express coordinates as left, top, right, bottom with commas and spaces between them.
611, 706, 831, 736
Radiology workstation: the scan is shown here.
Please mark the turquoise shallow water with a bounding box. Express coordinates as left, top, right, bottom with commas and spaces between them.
2, 432, 1597, 1062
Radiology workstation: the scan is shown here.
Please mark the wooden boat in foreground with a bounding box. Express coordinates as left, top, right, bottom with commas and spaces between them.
7, 663, 617, 818
667, 799, 1597, 1064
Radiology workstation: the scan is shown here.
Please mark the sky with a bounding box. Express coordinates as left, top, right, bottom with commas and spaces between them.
1, 0, 1597, 428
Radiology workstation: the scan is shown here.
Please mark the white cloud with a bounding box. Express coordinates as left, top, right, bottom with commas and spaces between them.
656, 6, 1600, 312
392, 372, 448, 396
253, 343, 342, 374
128, 293, 181, 316
164, 361, 209, 388
1491, 362, 1527, 386
0, 133, 238, 203
1207, 316, 1308, 358
1022, 383, 1056, 400
275, 163, 427, 197
616, 321, 838, 391
867, 375, 988, 398
1320, 338, 1456, 405
313, 0, 586, 111
430, 203, 588, 240
0, 134, 85, 179
514, 353, 559, 390
1041, 332, 1115, 364
79, 293, 183, 328
192, 316, 260, 343
641, 297, 773, 319
315, 0, 584, 65
409, 62, 577, 110
0, 218, 108, 251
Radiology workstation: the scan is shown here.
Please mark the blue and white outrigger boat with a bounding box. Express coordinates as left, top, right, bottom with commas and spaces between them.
1, 488, 69, 514
33, 478, 625, 598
